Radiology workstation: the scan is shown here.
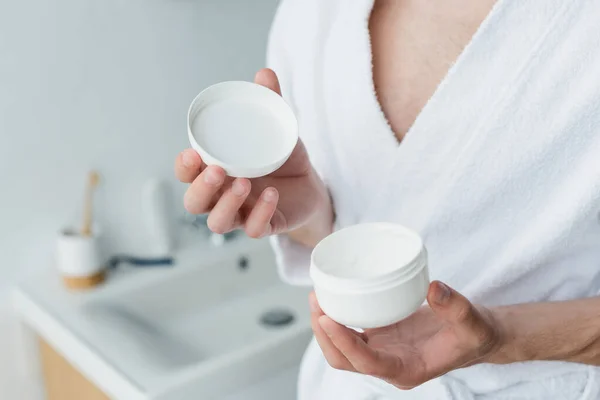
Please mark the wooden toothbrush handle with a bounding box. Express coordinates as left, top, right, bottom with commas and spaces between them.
81, 187, 93, 237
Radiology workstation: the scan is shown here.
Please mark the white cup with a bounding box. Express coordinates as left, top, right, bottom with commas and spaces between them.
310, 223, 430, 329
56, 229, 105, 279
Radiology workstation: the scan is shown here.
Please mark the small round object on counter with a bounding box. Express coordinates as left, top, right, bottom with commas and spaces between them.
187, 81, 298, 178
310, 223, 429, 329
259, 309, 295, 328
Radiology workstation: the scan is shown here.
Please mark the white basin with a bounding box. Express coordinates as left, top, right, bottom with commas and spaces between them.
14, 238, 311, 399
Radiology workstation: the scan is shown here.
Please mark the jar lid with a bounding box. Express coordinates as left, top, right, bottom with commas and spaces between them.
310, 223, 427, 293
187, 81, 298, 178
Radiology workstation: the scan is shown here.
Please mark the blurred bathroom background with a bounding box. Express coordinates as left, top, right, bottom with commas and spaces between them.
0, 0, 294, 398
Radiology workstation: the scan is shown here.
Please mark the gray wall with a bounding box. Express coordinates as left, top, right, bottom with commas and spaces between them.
0, 0, 279, 397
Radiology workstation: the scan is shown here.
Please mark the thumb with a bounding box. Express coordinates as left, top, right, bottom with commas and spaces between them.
254, 68, 282, 96
427, 281, 479, 327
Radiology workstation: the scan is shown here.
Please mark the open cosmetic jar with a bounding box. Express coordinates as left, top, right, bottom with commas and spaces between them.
187, 81, 298, 178
310, 223, 429, 329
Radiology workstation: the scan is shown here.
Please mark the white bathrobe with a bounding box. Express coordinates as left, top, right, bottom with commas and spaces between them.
267, 0, 600, 398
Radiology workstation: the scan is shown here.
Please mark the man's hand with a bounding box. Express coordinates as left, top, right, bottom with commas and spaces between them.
309, 281, 503, 389
175, 68, 333, 242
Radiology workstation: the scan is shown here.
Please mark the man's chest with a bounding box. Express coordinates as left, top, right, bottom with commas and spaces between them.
369, 0, 496, 141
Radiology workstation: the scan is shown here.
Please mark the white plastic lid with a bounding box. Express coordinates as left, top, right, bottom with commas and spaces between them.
187, 81, 298, 178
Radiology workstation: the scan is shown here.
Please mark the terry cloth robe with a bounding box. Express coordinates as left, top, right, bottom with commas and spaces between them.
268, 0, 600, 398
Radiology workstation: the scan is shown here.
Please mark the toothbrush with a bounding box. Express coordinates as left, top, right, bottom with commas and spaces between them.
81, 171, 100, 237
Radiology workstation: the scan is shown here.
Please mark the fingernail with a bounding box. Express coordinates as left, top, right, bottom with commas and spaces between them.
435, 282, 452, 305
263, 189, 277, 203
232, 179, 246, 196
204, 169, 222, 186
182, 151, 195, 168
309, 294, 319, 312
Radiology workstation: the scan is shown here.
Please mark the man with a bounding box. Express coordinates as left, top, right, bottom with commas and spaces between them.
176, 0, 600, 398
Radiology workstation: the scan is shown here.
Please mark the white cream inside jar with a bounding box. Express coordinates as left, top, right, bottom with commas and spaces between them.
310, 223, 429, 329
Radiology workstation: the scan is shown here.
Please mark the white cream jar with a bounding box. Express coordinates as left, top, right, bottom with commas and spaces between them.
310, 223, 429, 329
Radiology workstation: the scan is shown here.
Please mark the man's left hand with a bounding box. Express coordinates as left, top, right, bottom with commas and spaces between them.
310, 281, 503, 389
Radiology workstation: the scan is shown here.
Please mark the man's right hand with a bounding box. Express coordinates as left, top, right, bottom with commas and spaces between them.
175, 68, 333, 243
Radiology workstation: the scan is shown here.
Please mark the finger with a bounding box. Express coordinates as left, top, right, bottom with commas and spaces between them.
206, 178, 250, 234
427, 281, 500, 360
244, 188, 278, 238
183, 166, 226, 214
254, 68, 282, 95
427, 281, 480, 328
309, 292, 355, 372
175, 149, 204, 183
319, 316, 403, 380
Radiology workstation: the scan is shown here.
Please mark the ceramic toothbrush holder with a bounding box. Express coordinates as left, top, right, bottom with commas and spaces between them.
56, 228, 106, 290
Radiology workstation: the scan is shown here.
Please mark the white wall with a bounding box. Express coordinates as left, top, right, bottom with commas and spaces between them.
0, 0, 279, 397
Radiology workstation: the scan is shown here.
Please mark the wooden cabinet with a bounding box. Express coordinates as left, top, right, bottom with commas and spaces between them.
39, 338, 109, 400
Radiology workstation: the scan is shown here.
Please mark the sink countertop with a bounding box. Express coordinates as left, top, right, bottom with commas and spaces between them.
12, 235, 305, 400
223, 366, 299, 400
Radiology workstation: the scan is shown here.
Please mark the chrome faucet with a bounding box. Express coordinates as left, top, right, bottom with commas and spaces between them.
179, 212, 240, 246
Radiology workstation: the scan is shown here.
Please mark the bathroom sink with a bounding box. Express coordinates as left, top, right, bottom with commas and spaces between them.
15, 238, 311, 399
